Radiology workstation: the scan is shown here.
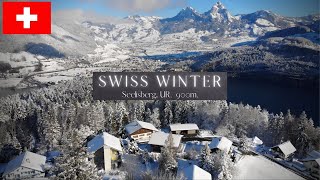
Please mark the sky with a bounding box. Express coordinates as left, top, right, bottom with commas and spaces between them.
52, 0, 320, 18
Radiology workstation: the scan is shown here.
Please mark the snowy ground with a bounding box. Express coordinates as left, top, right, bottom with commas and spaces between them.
234, 155, 304, 180
0, 78, 23, 88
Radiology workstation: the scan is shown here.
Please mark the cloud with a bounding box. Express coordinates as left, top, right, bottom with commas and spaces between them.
52, 9, 134, 25
104, 0, 187, 13
75, 0, 187, 13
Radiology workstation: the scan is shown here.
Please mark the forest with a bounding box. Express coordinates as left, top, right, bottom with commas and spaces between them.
0, 76, 318, 178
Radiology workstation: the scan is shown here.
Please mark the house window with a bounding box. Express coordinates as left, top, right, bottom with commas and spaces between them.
181, 130, 188, 135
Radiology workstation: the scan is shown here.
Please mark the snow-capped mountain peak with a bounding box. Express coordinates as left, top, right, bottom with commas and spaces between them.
179, 7, 198, 15
205, 1, 235, 23
212, 1, 225, 11
170, 6, 203, 21
124, 15, 161, 26
183, 6, 195, 11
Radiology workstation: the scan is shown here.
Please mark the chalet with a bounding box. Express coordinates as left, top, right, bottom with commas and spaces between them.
178, 165, 212, 180
271, 141, 296, 159
148, 132, 183, 152
300, 150, 320, 179
125, 120, 159, 143
2, 151, 46, 180
87, 132, 123, 171
169, 123, 199, 136
209, 136, 233, 153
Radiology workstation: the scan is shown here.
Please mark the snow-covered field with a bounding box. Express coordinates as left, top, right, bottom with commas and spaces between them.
0, 78, 23, 88
234, 155, 304, 180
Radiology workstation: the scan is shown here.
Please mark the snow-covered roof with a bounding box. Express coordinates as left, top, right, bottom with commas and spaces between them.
3, 151, 46, 176
169, 123, 199, 131
199, 130, 215, 138
209, 136, 233, 153
178, 165, 212, 180
252, 136, 263, 145
87, 132, 122, 153
125, 120, 158, 135
148, 132, 183, 148
272, 141, 296, 157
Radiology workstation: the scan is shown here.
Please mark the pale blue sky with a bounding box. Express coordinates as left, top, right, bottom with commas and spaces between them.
52, 0, 320, 18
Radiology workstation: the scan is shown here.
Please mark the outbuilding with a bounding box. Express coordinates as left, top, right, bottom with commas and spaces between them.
87, 132, 123, 171
148, 132, 183, 152
209, 136, 233, 153
271, 141, 296, 159
169, 123, 199, 136
178, 165, 212, 180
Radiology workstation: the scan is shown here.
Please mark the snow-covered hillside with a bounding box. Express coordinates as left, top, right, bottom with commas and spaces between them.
0, 1, 318, 90
234, 155, 303, 180
0, 1, 318, 58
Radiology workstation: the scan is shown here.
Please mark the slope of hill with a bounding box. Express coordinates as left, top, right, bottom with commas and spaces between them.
0, 10, 97, 57
234, 155, 303, 180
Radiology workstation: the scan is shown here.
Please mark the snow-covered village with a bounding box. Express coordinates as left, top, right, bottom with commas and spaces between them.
0, 0, 319, 180
0, 96, 319, 180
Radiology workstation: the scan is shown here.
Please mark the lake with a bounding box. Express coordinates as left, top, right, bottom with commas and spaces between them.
228, 77, 319, 126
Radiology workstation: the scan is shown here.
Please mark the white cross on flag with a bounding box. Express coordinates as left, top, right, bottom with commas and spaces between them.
3, 2, 51, 34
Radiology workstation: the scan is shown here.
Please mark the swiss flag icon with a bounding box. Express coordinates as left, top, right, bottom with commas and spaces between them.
2, 2, 51, 34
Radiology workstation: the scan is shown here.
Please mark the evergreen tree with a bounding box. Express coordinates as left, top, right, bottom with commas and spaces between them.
87, 102, 105, 132
283, 110, 294, 141
39, 105, 61, 150
114, 102, 127, 135
128, 140, 139, 154
294, 112, 313, 157
144, 108, 152, 123
268, 112, 285, 145
212, 152, 234, 180
163, 101, 173, 127
53, 128, 101, 180
150, 108, 161, 128
199, 143, 214, 174
158, 134, 178, 174
199, 143, 212, 169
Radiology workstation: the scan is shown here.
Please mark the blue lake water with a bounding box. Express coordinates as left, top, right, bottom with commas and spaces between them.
228, 77, 319, 126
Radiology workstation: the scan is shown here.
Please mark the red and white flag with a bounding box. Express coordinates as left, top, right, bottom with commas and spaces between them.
2, 2, 51, 34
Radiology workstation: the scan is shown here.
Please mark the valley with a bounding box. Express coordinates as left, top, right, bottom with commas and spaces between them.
0, 1, 319, 179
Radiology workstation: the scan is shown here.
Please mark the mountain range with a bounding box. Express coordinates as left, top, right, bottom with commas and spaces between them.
0, 1, 319, 57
